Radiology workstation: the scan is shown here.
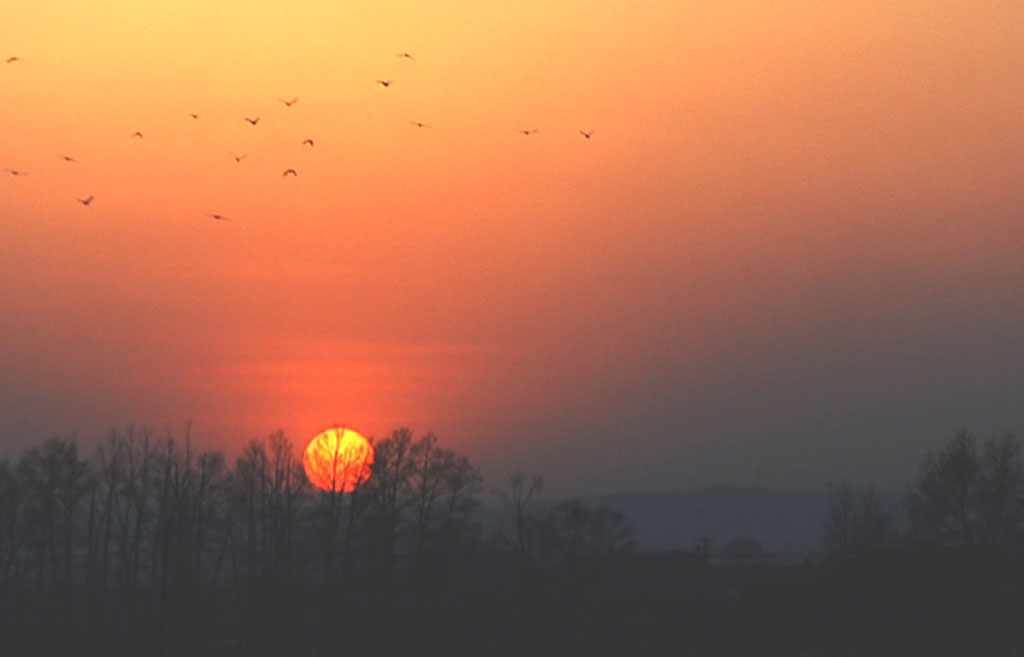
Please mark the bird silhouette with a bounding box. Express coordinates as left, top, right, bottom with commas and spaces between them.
189, 113, 200, 119
206, 213, 230, 221
5, 56, 19, 64
132, 131, 144, 139
231, 151, 247, 162
244, 116, 260, 125
409, 121, 430, 128
279, 97, 299, 107
518, 129, 538, 135
77, 195, 94, 206
397, 52, 414, 61
5, 169, 26, 176
302, 139, 314, 147
376, 79, 392, 87
579, 131, 594, 139
283, 168, 297, 177
62, 155, 78, 163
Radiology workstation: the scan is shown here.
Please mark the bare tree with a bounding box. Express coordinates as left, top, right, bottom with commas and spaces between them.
231, 431, 308, 648
233, 432, 307, 584
16, 435, 92, 649
0, 458, 22, 591
906, 431, 980, 546
977, 432, 1024, 548
823, 481, 856, 556
105, 426, 159, 590
409, 432, 445, 566
494, 471, 545, 562
406, 435, 482, 562
539, 499, 635, 564
906, 430, 1024, 549
84, 425, 161, 648
364, 428, 418, 573
306, 427, 372, 592
438, 453, 484, 557
825, 482, 895, 556
853, 484, 894, 551
150, 425, 230, 653
304, 427, 375, 650
0, 456, 24, 647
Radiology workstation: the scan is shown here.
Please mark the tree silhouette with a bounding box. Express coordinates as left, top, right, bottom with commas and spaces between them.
824, 482, 894, 556
13, 424, 1023, 655
407, 434, 483, 566
854, 484, 894, 551
494, 471, 545, 563
0, 457, 21, 592
364, 428, 418, 574
150, 425, 229, 653
907, 430, 980, 546
976, 432, 1024, 548
231, 431, 308, 648
906, 430, 1024, 549
538, 499, 635, 564
307, 427, 371, 649
823, 481, 856, 556
437, 452, 483, 558
16, 435, 91, 650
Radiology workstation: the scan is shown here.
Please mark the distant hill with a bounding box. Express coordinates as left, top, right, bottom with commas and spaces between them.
582, 485, 829, 556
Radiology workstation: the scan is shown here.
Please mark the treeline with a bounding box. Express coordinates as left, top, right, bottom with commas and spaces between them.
0, 426, 634, 656
4, 426, 1022, 655
812, 431, 1024, 652
823, 430, 1024, 556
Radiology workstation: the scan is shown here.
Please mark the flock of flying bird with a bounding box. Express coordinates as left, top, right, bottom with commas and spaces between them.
4, 52, 595, 221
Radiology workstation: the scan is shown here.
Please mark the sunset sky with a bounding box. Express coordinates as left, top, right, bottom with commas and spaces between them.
3, 1, 1024, 495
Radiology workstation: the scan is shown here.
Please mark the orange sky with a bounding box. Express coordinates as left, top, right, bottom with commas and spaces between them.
3, 1, 1024, 494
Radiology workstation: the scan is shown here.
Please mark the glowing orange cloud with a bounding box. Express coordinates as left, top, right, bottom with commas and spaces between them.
303, 427, 374, 492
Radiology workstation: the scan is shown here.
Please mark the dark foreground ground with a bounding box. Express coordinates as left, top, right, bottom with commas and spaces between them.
2, 549, 1023, 656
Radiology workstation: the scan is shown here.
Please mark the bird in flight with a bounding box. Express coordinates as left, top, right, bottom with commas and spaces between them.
518, 129, 538, 136
132, 131, 144, 139
283, 168, 297, 177
376, 79, 392, 87
302, 139, 314, 147
62, 155, 78, 163
206, 213, 230, 221
409, 121, 430, 128
5, 168, 26, 176
189, 113, 200, 119
5, 56, 19, 64
77, 195, 94, 206
279, 97, 299, 107
579, 131, 594, 139
244, 116, 260, 125
231, 151, 247, 162
397, 52, 414, 61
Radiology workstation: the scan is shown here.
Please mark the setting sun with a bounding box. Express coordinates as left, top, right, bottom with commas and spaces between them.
303, 426, 374, 492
